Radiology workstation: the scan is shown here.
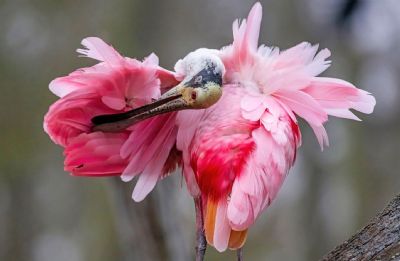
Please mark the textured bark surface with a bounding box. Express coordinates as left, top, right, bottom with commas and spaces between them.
322, 194, 400, 261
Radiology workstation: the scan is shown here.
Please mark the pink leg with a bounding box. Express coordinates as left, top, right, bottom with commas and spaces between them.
237, 247, 243, 261
194, 197, 207, 261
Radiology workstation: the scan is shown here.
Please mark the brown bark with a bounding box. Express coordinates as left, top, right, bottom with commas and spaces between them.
322, 194, 400, 261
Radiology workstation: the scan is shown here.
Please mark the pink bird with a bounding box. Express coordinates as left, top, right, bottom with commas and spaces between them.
44, 2, 375, 257
44, 38, 180, 198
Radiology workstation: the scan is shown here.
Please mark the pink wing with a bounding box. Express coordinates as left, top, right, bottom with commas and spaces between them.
199, 1, 375, 252
192, 86, 299, 252
221, 2, 375, 150
120, 113, 181, 201
227, 110, 298, 231
44, 37, 182, 201
304, 77, 375, 119
64, 132, 129, 176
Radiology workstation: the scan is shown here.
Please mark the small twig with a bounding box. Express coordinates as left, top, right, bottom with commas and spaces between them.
194, 197, 207, 261
237, 247, 243, 261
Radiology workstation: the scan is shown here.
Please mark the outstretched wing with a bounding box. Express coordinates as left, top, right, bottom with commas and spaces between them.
44, 37, 183, 201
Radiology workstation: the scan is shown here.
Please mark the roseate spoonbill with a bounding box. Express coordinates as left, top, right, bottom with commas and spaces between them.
44, 2, 375, 259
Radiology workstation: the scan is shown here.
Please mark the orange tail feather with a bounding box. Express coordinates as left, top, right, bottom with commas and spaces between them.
228, 229, 248, 249
204, 199, 217, 246
204, 198, 248, 249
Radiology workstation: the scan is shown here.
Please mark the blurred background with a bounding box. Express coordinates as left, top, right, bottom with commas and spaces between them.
1, 0, 399, 260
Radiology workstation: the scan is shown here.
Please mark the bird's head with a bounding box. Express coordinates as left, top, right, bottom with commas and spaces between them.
91, 49, 225, 132
172, 48, 225, 109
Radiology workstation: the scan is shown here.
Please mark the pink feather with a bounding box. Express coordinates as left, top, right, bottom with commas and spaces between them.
213, 199, 231, 252
77, 37, 124, 66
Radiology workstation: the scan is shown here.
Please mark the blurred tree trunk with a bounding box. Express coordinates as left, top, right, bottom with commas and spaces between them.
322, 193, 400, 260
108, 178, 192, 261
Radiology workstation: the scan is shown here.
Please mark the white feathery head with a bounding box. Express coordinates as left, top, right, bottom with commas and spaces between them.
174, 48, 225, 80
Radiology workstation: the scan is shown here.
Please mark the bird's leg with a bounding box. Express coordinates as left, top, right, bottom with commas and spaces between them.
237, 247, 243, 261
194, 196, 207, 261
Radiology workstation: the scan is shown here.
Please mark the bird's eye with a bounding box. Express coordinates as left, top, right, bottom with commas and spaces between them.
191, 90, 197, 100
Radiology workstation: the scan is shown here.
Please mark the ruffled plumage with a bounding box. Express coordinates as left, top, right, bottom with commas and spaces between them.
44, 37, 179, 201
196, 2, 375, 251
43, 2, 375, 253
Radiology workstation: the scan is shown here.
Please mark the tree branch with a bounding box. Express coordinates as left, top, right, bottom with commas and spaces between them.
322, 193, 400, 261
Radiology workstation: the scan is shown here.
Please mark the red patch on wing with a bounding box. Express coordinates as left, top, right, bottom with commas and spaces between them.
289, 117, 301, 164
290, 118, 301, 144
192, 134, 255, 200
